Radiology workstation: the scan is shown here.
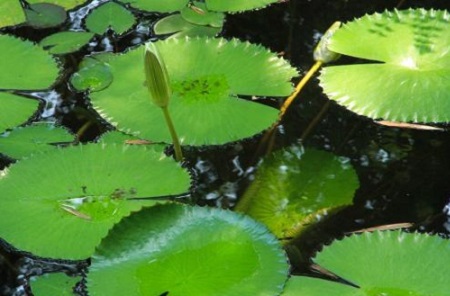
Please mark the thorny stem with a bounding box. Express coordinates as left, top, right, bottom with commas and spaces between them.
162, 106, 183, 162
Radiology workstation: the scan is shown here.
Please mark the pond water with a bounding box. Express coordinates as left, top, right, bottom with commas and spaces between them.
1, 0, 450, 295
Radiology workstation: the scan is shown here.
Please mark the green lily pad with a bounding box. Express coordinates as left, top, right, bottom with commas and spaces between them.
319, 9, 450, 123
236, 146, 359, 239
181, 2, 225, 27
85, 2, 136, 35
28, 0, 88, 10
88, 204, 289, 296
282, 276, 363, 296
31, 273, 81, 296
154, 14, 221, 38
70, 56, 113, 92
40, 31, 94, 54
0, 1, 26, 29
89, 37, 297, 145
24, 3, 67, 29
0, 122, 74, 159
205, 0, 279, 12
292, 231, 450, 296
123, 0, 188, 13
0, 92, 39, 133
0, 34, 60, 90
0, 144, 191, 260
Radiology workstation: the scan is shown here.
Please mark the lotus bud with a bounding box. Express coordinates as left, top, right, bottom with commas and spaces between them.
144, 42, 171, 108
313, 21, 342, 63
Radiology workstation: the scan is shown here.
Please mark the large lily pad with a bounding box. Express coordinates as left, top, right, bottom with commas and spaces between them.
88, 204, 289, 296
236, 146, 359, 239
0, 34, 60, 90
319, 9, 450, 123
0, 144, 191, 260
0, 122, 74, 159
0, 92, 39, 133
89, 37, 297, 146
283, 231, 450, 295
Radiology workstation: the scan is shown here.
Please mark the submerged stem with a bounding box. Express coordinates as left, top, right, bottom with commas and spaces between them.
161, 106, 183, 162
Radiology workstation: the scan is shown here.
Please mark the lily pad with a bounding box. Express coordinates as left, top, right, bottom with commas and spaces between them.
31, 273, 81, 296
236, 146, 359, 239
89, 37, 297, 146
286, 231, 450, 296
282, 276, 363, 296
205, 0, 279, 13
0, 144, 191, 259
40, 31, 94, 54
154, 14, 221, 38
24, 3, 67, 29
85, 2, 136, 35
28, 0, 88, 10
181, 2, 225, 27
0, 34, 60, 90
123, 0, 188, 13
0, 122, 74, 159
0, 1, 26, 29
70, 56, 113, 92
88, 204, 289, 296
0, 92, 39, 133
319, 9, 450, 123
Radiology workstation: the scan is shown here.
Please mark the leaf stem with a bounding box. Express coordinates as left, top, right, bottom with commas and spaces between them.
161, 106, 183, 162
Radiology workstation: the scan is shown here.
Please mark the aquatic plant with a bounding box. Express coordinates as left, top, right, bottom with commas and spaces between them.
0, 144, 191, 259
85, 1, 136, 35
88, 37, 297, 146
282, 230, 450, 295
319, 9, 450, 123
236, 146, 359, 239
0, 122, 73, 159
87, 204, 289, 296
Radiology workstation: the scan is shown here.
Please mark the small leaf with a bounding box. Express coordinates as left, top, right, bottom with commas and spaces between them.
31, 273, 81, 296
154, 14, 221, 38
85, 2, 136, 35
205, 0, 279, 12
70, 56, 113, 92
181, 2, 225, 27
282, 276, 362, 296
40, 31, 94, 55
88, 204, 289, 296
0, 92, 39, 133
24, 3, 67, 29
0, 34, 60, 90
0, 122, 74, 159
123, 0, 188, 13
28, 0, 88, 10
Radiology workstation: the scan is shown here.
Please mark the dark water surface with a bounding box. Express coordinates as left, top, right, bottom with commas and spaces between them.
1, 0, 450, 295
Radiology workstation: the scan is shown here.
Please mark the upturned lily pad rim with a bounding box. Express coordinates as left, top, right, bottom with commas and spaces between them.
319, 8, 450, 123
88, 203, 289, 296
312, 230, 450, 295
